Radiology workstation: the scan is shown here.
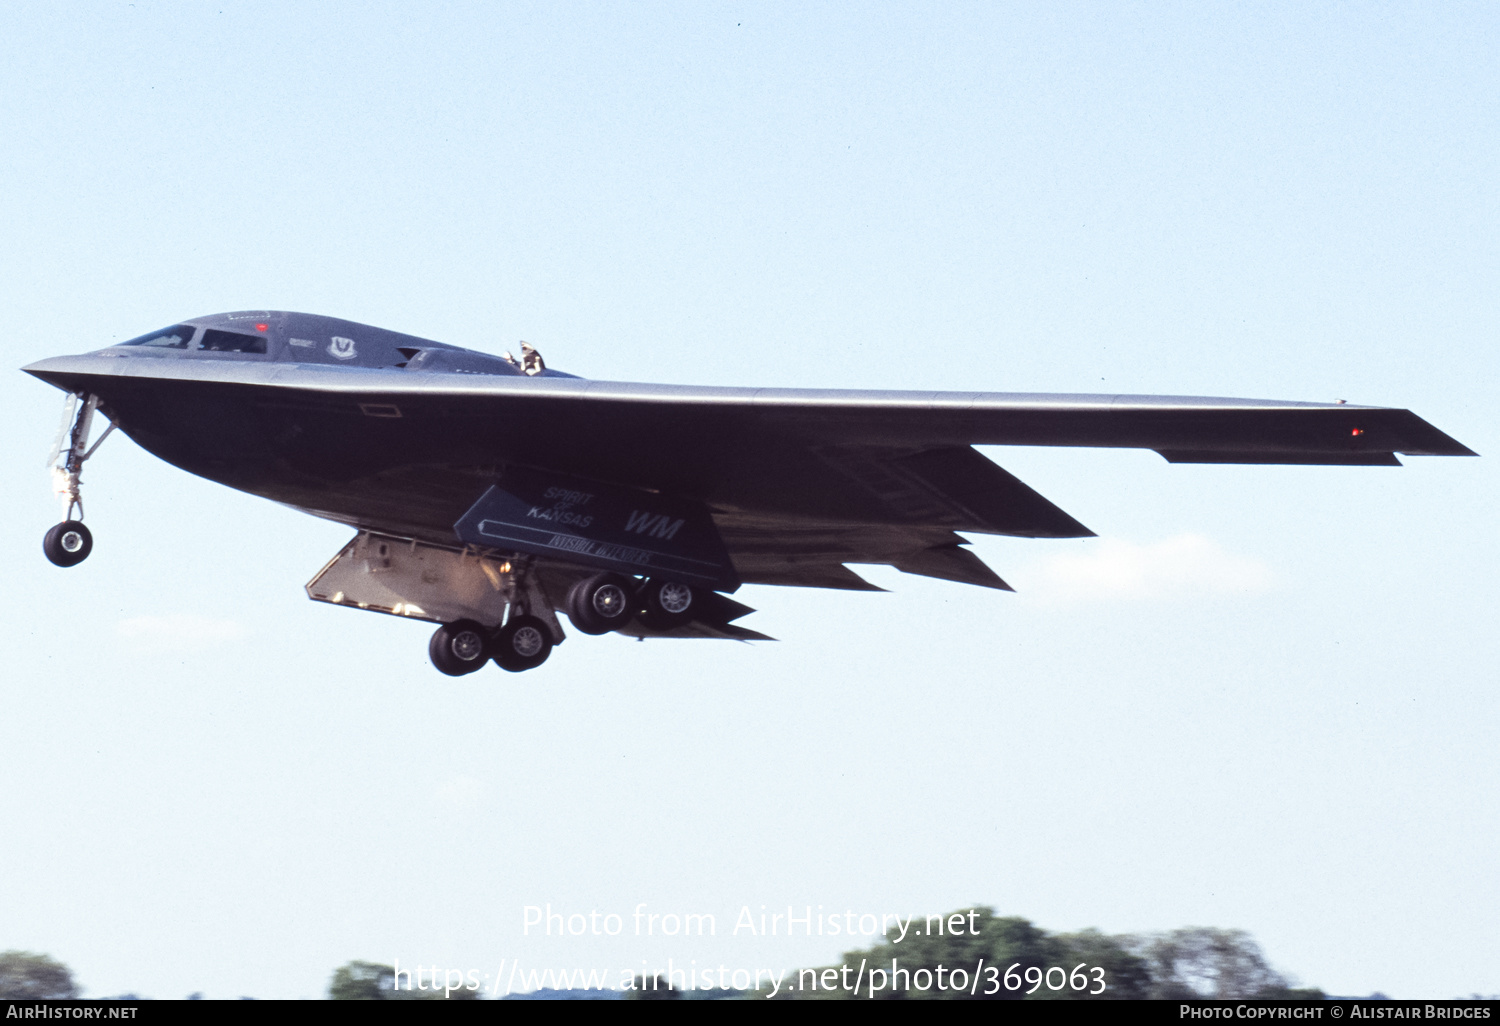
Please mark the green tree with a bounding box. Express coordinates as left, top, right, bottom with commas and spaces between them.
1137, 928, 1321, 1000
758, 910, 1311, 1001
1053, 929, 1152, 999
328, 961, 479, 1000
763, 907, 1089, 1000
0, 951, 79, 999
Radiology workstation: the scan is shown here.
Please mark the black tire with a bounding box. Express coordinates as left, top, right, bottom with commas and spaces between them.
565, 573, 636, 635
637, 578, 696, 630
492, 615, 553, 672
429, 619, 490, 676
43, 520, 92, 568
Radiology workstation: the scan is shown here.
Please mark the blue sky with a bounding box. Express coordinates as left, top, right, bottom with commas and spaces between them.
1, 1, 1496, 999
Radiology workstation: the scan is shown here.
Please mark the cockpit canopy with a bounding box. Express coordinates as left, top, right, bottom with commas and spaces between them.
117, 325, 197, 349
117, 324, 266, 354
106, 313, 577, 377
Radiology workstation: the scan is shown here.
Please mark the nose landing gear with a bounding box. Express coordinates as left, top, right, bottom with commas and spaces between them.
43, 521, 93, 567
43, 394, 114, 568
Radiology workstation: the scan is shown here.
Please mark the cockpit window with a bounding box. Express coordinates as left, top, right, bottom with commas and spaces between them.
119, 325, 197, 348
199, 329, 268, 354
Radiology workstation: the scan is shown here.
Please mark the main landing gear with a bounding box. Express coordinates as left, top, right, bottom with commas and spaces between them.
492, 615, 553, 672
426, 554, 561, 678
637, 577, 696, 630
428, 619, 490, 676
567, 573, 699, 632
428, 612, 557, 675
424, 571, 702, 676
42, 394, 113, 568
564, 573, 635, 634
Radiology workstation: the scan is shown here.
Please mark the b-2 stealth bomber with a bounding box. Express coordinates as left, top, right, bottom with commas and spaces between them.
24, 311, 1475, 675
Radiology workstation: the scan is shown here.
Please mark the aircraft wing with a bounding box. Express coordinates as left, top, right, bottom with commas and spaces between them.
21, 357, 1477, 593
195, 368, 1472, 460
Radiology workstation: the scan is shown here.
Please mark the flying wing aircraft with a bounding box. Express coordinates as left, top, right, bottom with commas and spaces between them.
24, 311, 1476, 675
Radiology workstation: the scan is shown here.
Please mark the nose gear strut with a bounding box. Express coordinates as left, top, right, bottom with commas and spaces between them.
43, 393, 114, 567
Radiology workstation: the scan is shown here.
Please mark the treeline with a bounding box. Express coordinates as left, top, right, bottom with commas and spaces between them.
746, 907, 1320, 1000
1, 912, 1321, 1001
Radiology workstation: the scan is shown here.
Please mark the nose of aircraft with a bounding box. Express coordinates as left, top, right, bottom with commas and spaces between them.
22, 352, 122, 392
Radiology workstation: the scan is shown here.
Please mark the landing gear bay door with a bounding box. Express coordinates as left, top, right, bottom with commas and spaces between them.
453, 467, 740, 592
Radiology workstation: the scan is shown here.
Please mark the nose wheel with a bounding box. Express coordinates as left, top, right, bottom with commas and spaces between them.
42, 393, 114, 569
43, 521, 93, 567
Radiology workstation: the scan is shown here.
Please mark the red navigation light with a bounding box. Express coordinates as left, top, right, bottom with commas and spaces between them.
1351, 428, 1364, 436
255, 323, 268, 332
